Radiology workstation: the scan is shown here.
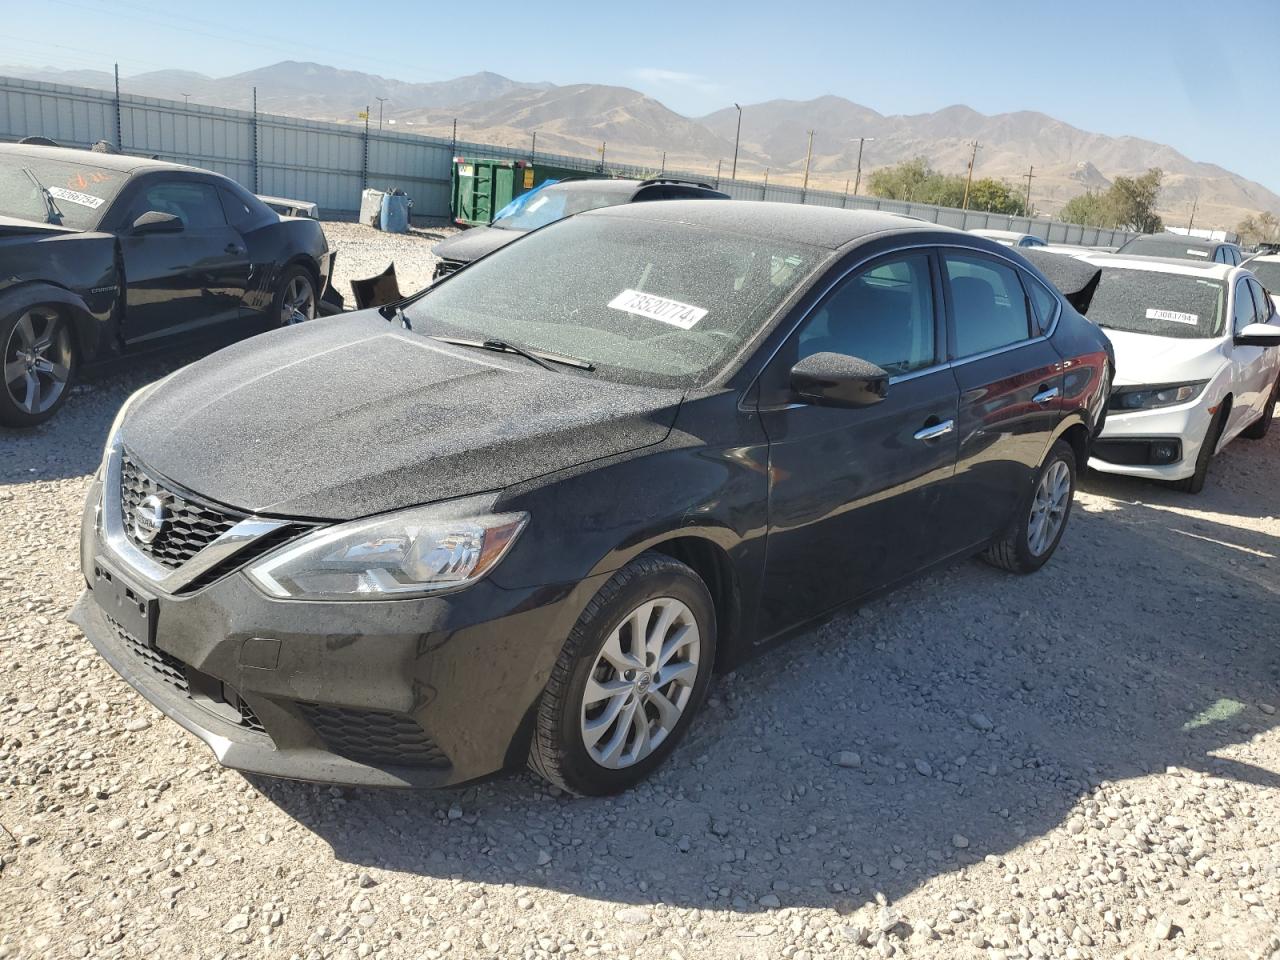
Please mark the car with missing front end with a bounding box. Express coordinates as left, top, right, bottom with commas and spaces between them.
0, 143, 332, 427
73, 201, 1112, 795
1076, 253, 1280, 493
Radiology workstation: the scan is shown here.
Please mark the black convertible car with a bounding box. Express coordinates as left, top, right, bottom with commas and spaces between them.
0, 144, 331, 426
75, 202, 1113, 795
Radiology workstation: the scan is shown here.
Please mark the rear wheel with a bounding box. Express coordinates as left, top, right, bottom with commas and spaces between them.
1241, 377, 1278, 440
529, 552, 716, 796
1, 305, 76, 428
274, 265, 317, 326
1171, 406, 1227, 493
983, 440, 1076, 574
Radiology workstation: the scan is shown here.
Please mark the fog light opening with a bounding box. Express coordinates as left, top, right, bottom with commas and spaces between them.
1150, 441, 1180, 465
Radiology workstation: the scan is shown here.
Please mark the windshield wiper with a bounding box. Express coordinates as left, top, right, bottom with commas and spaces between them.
430, 335, 594, 371
21, 167, 63, 225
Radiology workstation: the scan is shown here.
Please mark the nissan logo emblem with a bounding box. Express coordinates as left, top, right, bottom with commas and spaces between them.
132, 494, 168, 544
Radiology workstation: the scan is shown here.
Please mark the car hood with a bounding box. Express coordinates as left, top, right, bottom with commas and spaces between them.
1104, 327, 1227, 387
120, 312, 683, 520
431, 226, 523, 264
0, 214, 79, 238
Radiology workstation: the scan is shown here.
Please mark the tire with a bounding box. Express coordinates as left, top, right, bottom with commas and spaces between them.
1171, 406, 1227, 493
0, 304, 77, 428
1241, 377, 1278, 440
983, 439, 1077, 574
272, 264, 317, 327
529, 552, 717, 796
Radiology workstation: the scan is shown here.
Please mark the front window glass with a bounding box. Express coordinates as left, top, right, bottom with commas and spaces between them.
491, 184, 627, 231
1233, 282, 1255, 335
0, 155, 126, 229
796, 253, 936, 376
1085, 269, 1225, 339
406, 213, 825, 388
127, 181, 226, 229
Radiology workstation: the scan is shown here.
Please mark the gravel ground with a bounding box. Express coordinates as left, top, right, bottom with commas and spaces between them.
2, 224, 1278, 960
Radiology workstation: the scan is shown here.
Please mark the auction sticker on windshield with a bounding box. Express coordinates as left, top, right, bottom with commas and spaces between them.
1146, 308, 1198, 325
47, 187, 105, 209
608, 289, 707, 329
1185, 249, 1209, 257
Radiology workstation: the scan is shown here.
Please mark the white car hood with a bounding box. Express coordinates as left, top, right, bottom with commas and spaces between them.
1104, 328, 1226, 387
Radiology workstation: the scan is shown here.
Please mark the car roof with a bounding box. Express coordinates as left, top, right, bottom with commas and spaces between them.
1246, 253, 1280, 263
1122, 232, 1227, 250
0, 142, 201, 175
1083, 252, 1236, 280
582, 199, 959, 249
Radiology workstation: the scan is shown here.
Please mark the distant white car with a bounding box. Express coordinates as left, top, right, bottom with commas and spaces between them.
1244, 253, 1280, 312
968, 228, 1047, 248
1080, 254, 1280, 492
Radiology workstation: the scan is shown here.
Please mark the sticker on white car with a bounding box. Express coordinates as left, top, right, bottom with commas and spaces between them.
608, 289, 708, 329
1146, 308, 1198, 325
1185, 249, 1209, 257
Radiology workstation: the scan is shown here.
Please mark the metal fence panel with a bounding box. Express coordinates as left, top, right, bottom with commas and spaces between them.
0, 74, 1139, 247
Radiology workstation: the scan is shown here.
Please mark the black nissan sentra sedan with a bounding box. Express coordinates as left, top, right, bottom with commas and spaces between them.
72, 202, 1112, 795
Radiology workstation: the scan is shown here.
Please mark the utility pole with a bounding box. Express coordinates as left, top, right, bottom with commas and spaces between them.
375, 96, 389, 131
801, 129, 815, 201
450, 118, 457, 157
853, 136, 875, 196
1022, 165, 1035, 216
530, 131, 537, 158
731, 102, 743, 181
660, 151, 666, 174
599, 141, 606, 173
842, 178, 850, 208
113, 63, 122, 150
961, 140, 980, 210
361, 105, 370, 189
1187, 194, 1199, 232
715, 158, 722, 188
251, 86, 259, 192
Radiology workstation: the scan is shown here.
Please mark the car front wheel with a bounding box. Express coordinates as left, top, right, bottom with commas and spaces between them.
983, 439, 1076, 574
1, 304, 76, 428
529, 552, 716, 795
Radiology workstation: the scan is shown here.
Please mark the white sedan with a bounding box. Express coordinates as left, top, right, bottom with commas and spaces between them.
1080, 254, 1280, 492
968, 228, 1047, 248
1245, 253, 1280, 311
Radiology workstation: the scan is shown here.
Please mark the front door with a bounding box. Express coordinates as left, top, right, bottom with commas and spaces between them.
756, 250, 959, 640
117, 178, 249, 345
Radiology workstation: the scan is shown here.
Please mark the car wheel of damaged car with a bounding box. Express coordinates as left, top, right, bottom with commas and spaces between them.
530, 553, 716, 795
275, 266, 317, 326
1241, 377, 1277, 440
984, 440, 1076, 574
1, 304, 76, 427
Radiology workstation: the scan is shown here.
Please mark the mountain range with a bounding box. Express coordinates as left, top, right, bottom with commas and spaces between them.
4, 60, 1275, 228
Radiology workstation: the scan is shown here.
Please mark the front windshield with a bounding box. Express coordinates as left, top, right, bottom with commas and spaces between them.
1248, 261, 1280, 290
1116, 236, 1216, 261
0, 155, 125, 229
1086, 268, 1225, 339
407, 213, 826, 388
492, 183, 627, 231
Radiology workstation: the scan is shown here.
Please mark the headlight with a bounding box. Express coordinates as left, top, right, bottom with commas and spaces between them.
245, 504, 528, 600
1110, 381, 1208, 411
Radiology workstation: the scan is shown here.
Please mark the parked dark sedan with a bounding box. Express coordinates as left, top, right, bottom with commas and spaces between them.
430, 177, 728, 281
72, 202, 1112, 795
0, 144, 332, 426
1115, 232, 1245, 265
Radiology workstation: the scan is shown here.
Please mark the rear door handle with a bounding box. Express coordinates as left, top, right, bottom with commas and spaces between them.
1033, 386, 1060, 405
914, 419, 954, 442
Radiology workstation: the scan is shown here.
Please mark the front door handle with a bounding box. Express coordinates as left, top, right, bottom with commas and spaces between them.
914, 419, 954, 442
1033, 386, 1060, 405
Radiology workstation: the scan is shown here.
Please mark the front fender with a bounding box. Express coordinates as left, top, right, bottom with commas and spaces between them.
0, 280, 109, 362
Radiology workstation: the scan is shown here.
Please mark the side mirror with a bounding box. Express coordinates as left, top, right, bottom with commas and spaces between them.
790, 351, 889, 409
1234, 322, 1280, 347
131, 210, 183, 234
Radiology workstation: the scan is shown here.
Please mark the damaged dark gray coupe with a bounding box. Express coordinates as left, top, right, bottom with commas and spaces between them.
0, 143, 331, 426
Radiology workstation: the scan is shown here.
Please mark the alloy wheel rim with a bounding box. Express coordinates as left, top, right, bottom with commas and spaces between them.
1027, 459, 1071, 556
280, 276, 315, 326
580, 597, 701, 770
4, 308, 71, 415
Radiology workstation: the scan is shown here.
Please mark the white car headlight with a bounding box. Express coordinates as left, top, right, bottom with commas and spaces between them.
245, 504, 528, 600
1110, 380, 1208, 411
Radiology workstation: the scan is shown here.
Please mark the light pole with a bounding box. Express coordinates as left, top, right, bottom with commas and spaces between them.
181, 92, 190, 107
801, 129, 815, 201
852, 136, 875, 196
530, 130, 537, 158
731, 102, 742, 181
375, 96, 390, 131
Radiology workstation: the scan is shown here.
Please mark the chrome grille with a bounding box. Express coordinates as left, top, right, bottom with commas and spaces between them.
119, 451, 243, 568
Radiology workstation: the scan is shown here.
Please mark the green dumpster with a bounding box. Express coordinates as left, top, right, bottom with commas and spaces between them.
450, 156, 606, 227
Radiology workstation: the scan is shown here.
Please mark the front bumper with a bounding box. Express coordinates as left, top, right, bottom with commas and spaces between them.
1087, 396, 1214, 481
72, 484, 604, 788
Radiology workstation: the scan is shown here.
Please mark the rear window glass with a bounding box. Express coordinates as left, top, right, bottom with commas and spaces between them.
0, 155, 125, 229
1115, 236, 1216, 260
1248, 261, 1280, 290
492, 184, 627, 231
1086, 268, 1225, 339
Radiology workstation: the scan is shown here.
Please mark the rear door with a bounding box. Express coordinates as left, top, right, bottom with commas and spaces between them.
116, 177, 250, 344
939, 249, 1064, 554
756, 249, 959, 638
